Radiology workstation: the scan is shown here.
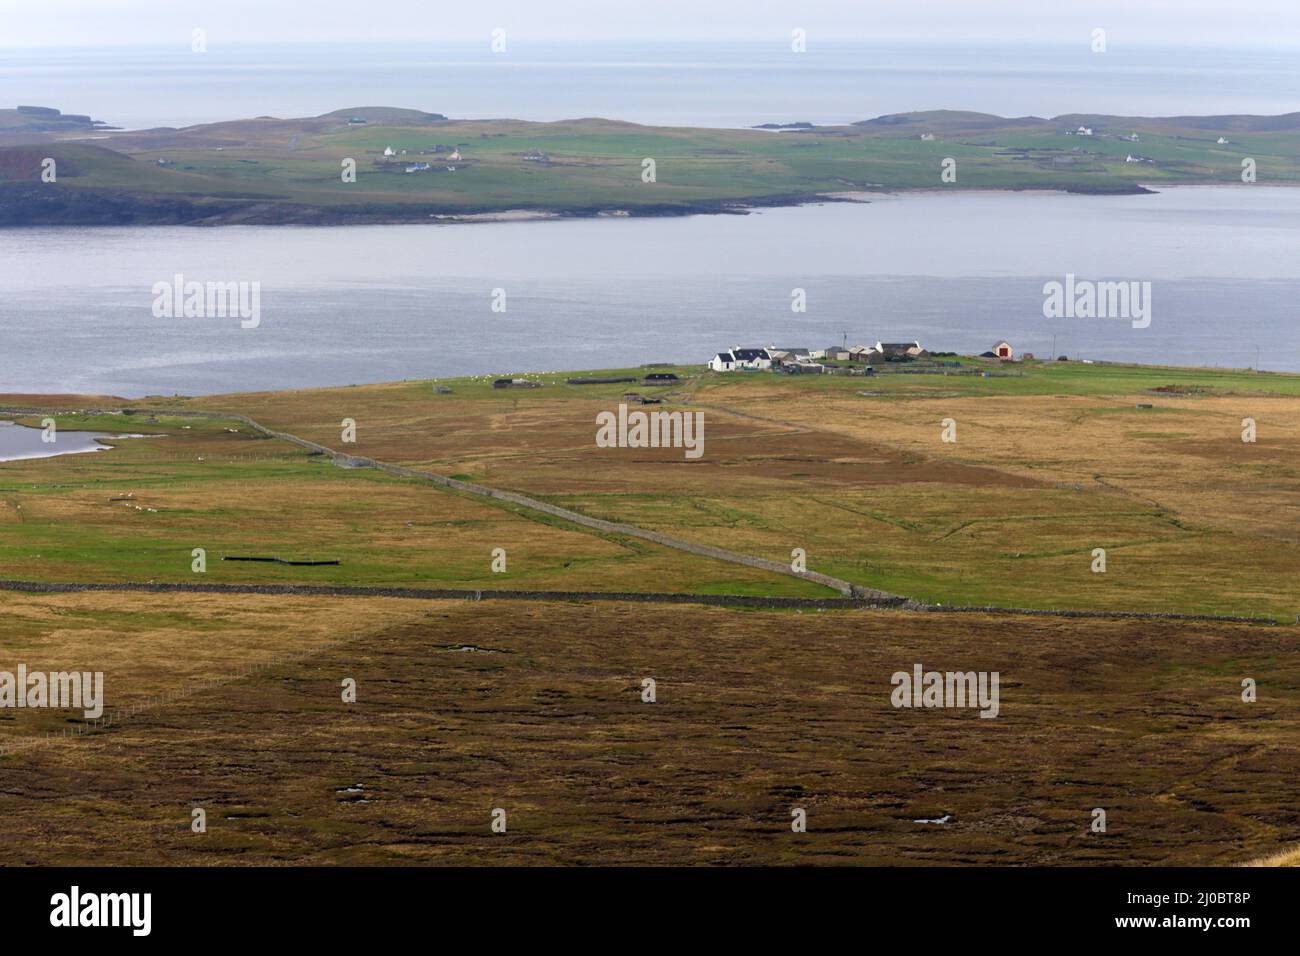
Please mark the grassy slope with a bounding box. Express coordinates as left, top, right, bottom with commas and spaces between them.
2, 109, 1298, 218
0, 410, 827, 597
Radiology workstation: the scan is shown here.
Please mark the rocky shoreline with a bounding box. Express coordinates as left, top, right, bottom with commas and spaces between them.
0, 180, 1166, 227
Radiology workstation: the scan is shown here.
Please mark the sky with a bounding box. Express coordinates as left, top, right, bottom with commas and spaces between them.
1, 0, 1298, 48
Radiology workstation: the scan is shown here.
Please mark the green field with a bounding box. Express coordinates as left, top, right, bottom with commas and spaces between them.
0, 410, 826, 597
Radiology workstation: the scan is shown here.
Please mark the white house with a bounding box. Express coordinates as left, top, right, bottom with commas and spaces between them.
448, 149, 462, 161
1077, 126, 1093, 136
1217, 136, 1230, 145
383, 146, 395, 157
992, 340, 1013, 359
709, 351, 737, 372
732, 348, 772, 370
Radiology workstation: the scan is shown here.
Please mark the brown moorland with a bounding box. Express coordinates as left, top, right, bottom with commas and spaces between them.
0, 593, 1295, 865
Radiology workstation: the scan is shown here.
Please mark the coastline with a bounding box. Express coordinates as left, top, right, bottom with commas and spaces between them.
0, 181, 1173, 227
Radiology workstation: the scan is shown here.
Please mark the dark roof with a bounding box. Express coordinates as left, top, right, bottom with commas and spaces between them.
644, 372, 679, 380
732, 348, 770, 360
880, 342, 918, 350
714, 352, 734, 362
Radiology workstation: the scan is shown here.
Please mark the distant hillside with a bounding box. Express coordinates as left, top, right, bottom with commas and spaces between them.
855, 110, 1048, 131
319, 107, 448, 124
855, 109, 1300, 135
0, 105, 117, 135
0, 106, 1297, 225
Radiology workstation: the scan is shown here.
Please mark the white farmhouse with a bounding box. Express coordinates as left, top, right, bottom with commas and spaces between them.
710, 348, 771, 371
731, 348, 772, 370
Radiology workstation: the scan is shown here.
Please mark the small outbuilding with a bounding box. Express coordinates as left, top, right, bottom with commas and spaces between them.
492, 377, 541, 389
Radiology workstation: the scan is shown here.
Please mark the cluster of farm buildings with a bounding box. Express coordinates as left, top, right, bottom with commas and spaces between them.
709, 340, 1017, 374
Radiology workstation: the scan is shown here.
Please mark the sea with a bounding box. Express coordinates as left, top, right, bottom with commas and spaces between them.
0, 41, 1297, 395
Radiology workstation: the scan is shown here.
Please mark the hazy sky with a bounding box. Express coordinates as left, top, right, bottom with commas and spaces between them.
2, 0, 1298, 48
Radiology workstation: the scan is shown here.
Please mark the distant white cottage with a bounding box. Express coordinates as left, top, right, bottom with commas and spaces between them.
1217, 136, 1230, 144
709, 348, 771, 372
448, 149, 462, 161
383, 146, 395, 157
1077, 126, 1093, 136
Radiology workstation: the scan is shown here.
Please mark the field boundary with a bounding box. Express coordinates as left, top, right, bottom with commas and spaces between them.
0, 579, 1278, 624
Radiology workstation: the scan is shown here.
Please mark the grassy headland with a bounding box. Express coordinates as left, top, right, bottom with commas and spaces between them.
2, 106, 1298, 224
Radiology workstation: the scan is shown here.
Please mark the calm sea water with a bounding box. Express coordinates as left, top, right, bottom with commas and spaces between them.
2, 41, 1298, 130
0, 420, 137, 462
1, 186, 1297, 396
